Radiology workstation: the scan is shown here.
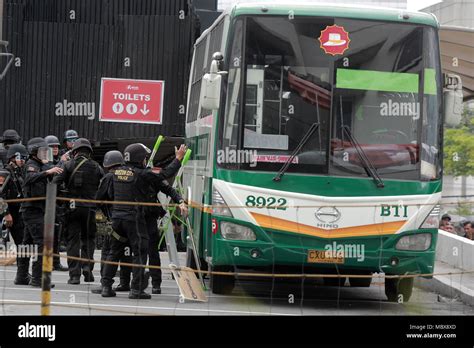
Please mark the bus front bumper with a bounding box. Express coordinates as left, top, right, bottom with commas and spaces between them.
210, 218, 437, 276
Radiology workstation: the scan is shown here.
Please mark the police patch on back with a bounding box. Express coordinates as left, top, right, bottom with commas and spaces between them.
114, 169, 135, 182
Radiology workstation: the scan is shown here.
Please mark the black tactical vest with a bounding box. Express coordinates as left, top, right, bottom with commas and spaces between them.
67, 156, 102, 207
111, 165, 146, 221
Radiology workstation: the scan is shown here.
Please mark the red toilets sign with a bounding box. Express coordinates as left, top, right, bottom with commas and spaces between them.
99, 78, 164, 125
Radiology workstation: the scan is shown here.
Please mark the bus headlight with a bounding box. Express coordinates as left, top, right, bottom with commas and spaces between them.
396, 233, 431, 251
212, 186, 233, 217
419, 204, 441, 229
221, 222, 256, 241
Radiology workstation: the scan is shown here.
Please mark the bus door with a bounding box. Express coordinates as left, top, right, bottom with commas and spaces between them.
245, 68, 264, 134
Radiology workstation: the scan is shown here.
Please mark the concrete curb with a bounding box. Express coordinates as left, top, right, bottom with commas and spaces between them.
415, 275, 474, 307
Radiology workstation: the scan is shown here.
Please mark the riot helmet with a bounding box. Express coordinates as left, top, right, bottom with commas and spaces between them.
103, 150, 124, 169
123, 143, 151, 166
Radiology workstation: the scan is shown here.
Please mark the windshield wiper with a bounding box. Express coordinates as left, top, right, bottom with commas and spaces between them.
341, 125, 384, 188
273, 122, 320, 182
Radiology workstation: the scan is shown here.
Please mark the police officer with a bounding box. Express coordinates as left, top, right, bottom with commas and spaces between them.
114, 145, 188, 294
21, 137, 63, 287
0, 129, 21, 168
100, 143, 187, 299
145, 145, 187, 294
53, 138, 103, 284
59, 129, 79, 162
45, 135, 62, 165
0, 144, 30, 284
44, 135, 68, 272
90, 150, 132, 294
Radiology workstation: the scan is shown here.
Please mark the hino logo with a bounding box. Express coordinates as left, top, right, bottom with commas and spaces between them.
315, 207, 341, 224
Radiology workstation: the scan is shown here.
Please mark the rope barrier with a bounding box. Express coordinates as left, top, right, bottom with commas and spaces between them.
3, 251, 469, 280
3, 195, 474, 208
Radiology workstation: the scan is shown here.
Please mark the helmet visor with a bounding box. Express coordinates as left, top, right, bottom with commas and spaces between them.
139, 143, 152, 160
37, 146, 53, 163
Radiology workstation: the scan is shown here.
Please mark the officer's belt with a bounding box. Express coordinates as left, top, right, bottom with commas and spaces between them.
111, 231, 127, 243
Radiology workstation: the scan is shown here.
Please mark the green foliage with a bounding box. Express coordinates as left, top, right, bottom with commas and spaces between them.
449, 203, 474, 217
443, 105, 474, 176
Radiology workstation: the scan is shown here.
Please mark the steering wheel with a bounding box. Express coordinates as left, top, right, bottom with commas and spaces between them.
370, 129, 410, 143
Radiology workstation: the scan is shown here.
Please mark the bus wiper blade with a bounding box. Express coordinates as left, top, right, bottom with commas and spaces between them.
273, 122, 320, 182
341, 125, 385, 188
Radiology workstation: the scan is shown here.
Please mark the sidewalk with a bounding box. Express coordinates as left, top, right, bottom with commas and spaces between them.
415, 254, 474, 307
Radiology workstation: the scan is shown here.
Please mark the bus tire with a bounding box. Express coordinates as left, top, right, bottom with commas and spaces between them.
349, 276, 372, 287
385, 277, 414, 303
323, 277, 346, 287
210, 266, 235, 295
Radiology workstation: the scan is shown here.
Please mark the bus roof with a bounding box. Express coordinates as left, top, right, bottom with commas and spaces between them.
227, 2, 439, 28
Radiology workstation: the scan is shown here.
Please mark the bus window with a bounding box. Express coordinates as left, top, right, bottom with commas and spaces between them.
330, 22, 441, 181
236, 16, 331, 174
222, 19, 243, 153
420, 28, 443, 181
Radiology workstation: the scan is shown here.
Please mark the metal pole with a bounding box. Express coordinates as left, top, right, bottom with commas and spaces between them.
41, 182, 57, 316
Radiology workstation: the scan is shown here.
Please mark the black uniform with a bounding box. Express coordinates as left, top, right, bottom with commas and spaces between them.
20, 158, 51, 284
48, 158, 67, 271
1, 163, 30, 282
53, 154, 103, 281
101, 159, 181, 292
96, 170, 132, 284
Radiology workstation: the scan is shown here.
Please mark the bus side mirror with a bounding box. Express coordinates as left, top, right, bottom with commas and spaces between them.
200, 52, 226, 111
443, 73, 463, 127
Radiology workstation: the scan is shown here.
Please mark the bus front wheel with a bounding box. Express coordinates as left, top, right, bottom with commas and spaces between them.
385, 277, 414, 303
210, 266, 235, 295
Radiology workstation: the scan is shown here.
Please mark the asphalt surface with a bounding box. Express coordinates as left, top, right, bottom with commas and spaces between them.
0, 252, 473, 316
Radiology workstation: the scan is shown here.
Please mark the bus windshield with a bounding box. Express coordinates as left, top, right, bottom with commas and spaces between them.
219, 16, 442, 181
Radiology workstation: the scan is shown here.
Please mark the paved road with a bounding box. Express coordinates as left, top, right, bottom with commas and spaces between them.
0, 252, 473, 316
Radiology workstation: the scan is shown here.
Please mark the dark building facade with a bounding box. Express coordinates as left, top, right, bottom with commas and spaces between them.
0, 0, 201, 158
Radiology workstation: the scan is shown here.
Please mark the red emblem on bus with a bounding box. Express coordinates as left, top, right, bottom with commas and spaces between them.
319, 25, 350, 56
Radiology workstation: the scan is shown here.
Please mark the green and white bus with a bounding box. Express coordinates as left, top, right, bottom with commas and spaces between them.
183, 2, 463, 302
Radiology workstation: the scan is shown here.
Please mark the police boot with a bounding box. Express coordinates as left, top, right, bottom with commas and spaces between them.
14, 273, 31, 286
67, 277, 80, 285
83, 271, 95, 282
113, 283, 130, 292
128, 289, 151, 299
101, 286, 116, 298
90, 286, 103, 294
15, 257, 31, 285
152, 280, 161, 294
